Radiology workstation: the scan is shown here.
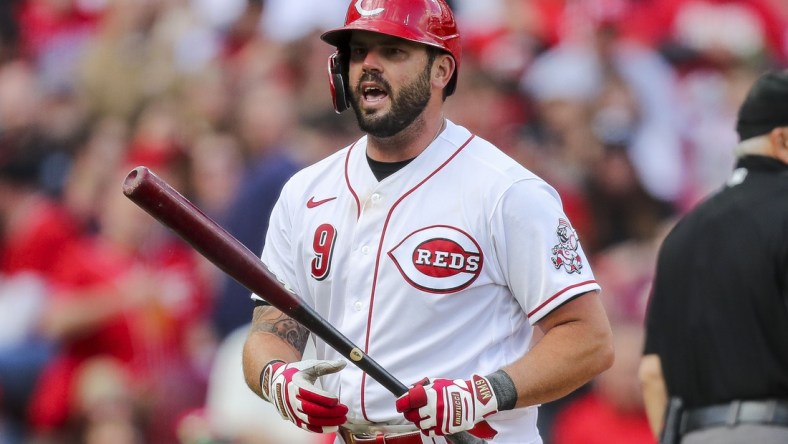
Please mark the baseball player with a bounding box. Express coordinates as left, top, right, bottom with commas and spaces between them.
241, 1, 614, 443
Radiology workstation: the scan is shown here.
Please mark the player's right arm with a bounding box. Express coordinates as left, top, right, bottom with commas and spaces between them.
242, 304, 309, 397
242, 171, 348, 433
242, 304, 349, 433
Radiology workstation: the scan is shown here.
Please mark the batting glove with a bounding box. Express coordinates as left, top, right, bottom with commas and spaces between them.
395, 375, 500, 439
260, 359, 348, 433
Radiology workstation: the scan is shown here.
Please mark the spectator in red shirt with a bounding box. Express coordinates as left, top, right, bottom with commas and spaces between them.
27, 156, 213, 444
0, 128, 84, 441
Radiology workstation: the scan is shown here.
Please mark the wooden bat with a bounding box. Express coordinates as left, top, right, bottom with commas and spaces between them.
122, 166, 487, 444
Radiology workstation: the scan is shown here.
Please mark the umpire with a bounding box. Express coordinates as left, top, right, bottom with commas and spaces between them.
639, 70, 788, 444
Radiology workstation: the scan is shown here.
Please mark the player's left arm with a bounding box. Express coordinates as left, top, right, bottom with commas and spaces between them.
492, 180, 614, 407
492, 179, 614, 407
397, 180, 613, 438
501, 290, 614, 408
395, 291, 613, 438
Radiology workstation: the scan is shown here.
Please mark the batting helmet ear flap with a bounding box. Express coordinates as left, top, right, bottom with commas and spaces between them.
328, 51, 351, 113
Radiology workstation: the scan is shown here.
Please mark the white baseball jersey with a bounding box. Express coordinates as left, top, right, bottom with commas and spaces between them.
256, 119, 600, 443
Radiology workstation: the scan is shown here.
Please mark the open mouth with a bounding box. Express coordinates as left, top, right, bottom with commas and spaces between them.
362, 85, 388, 104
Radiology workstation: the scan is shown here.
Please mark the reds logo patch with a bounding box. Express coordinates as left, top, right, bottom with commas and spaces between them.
551, 219, 583, 274
388, 225, 483, 293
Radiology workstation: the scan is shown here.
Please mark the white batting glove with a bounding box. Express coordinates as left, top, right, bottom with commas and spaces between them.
260, 359, 348, 433
395, 375, 499, 439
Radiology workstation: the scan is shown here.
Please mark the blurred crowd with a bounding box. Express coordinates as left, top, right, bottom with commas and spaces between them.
0, 0, 786, 443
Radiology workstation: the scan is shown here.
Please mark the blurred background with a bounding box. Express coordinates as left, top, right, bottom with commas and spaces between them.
0, 0, 785, 443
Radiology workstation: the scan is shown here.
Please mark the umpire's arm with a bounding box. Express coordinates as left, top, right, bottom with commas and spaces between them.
639, 354, 668, 437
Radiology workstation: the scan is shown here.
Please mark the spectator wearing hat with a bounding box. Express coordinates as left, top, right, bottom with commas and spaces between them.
639, 70, 788, 444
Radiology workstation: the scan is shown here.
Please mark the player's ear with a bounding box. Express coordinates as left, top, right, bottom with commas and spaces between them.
768, 127, 788, 165
431, 53, 455, 92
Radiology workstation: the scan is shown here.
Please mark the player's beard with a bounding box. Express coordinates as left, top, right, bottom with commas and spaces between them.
350, 63, 432, 139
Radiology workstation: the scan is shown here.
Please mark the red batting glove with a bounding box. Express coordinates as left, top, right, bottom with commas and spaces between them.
395, 375, 499, 439
260, 359, 348, 433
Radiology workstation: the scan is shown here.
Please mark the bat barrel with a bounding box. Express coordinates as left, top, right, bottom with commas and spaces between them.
122, 166, 409, 395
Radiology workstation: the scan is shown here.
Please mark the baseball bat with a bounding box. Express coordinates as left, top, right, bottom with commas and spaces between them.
122, 166, 486, 444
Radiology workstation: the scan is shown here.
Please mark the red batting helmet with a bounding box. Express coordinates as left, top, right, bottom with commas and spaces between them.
321, 0, 461, 113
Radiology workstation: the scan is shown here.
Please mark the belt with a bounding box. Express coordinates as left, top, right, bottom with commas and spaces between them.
681, 399, 788, 435
338, 426, 424, 444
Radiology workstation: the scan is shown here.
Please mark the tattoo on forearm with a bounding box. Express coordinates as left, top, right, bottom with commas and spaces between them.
252, 307, 310, 353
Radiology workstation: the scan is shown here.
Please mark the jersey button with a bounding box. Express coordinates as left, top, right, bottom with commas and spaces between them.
353, 301, 363, 311
361, 245, 370, 255
371, 193, 381, 203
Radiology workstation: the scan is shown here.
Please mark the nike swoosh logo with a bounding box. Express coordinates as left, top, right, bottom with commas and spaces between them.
306, 196, 337, 208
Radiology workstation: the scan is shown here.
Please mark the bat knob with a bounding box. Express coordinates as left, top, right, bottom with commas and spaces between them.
123, 166, 152, 196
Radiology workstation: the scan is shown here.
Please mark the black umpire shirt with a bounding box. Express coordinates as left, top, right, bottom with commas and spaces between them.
643, 155, 788, 409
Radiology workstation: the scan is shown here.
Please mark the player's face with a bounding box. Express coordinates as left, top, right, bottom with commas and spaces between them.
347, 31, 433, 138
